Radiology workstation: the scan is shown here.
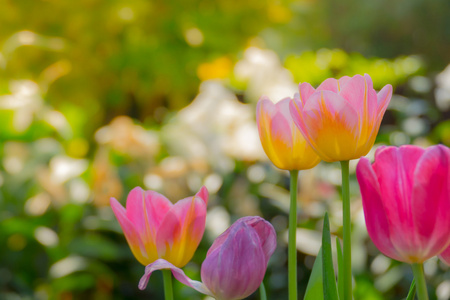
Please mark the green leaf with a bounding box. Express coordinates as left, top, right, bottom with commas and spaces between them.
406, 278, 416, 300
322, 213, 339, 300
304, 248, 324, 300
336, 237, 344, 300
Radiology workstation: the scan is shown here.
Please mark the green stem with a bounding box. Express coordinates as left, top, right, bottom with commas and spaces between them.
288, 170, 299, 300
411, 263, 429, 300
340, 160, 352, 300
162, 270, 174, 300
260, 281, 267, 300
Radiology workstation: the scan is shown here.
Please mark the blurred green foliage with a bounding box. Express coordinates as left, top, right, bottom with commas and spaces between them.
0, 0, 450, 299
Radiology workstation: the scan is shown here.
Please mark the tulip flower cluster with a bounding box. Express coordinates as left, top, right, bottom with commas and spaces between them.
111, 187, 276, 300
110, 73, 450, 300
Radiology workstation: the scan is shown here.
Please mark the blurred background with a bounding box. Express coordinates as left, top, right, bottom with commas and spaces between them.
1, 0, 450, 299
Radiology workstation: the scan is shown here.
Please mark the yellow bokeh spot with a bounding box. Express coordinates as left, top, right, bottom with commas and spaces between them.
67, 138, 89, 158
267, 4, 292, 23
7, 234, 27, 251
184, 28, 204, 47
197, 57, 233, 81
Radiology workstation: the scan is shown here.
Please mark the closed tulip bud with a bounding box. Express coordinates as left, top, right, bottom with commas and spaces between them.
356, 145, 450, 263
110, 186, 208, 267
290, 74, 392, 162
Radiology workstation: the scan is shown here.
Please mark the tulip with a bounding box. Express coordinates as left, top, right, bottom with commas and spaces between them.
256, 96, 321, 170
110, 186, 208, 267
439, 246, 450, 266
356, 145, 450, 263
289, 74, 392, 162
257, 96, 320, 300
139, 216, 277, 300
357, 145, 450, 300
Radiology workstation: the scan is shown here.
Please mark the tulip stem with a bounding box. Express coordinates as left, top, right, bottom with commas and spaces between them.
259, 281, 267, 300
411, 263, 429, 300
162, 270, 174, 300
340, 160, 352, 300
288, 170, 299, 300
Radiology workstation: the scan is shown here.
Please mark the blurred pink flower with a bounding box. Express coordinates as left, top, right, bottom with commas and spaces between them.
356, 145, 450, 263
139, 216, 277, 300
110, 186, 208, 267
256, 97, 320, 170
290, 74, 392, 162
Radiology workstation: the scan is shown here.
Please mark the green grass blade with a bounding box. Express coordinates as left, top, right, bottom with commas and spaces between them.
322, 213, 339, 300
336, 237, 344, 300
406, 278, 416, 300
304, 248, 324, 300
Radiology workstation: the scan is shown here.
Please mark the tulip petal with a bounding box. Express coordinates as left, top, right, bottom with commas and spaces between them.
339, 75, 378, 143
377, 84, 393, 113
144, 190, 173, 238
195, 186, 209, 205
110, 197, 149, 265
238, 216, 277, 264
316, 78, 339, 93
257, 98, 290, 169
290, 90, 360, 162
125, 187, 162, 263
371, 146, 425, 261
138, 258, 213, 296
338, 74, 366, 112
276, 98, 321, 169
124, 187, 148, 234
207, 216, 277, 266
201, 222, 266, 300
338, 76, 351, 90
356, 158, 403, 261
370, 84, 392, 141
298, 82, 316, 105
411, 145, 450, 260
155, 194, 207, 267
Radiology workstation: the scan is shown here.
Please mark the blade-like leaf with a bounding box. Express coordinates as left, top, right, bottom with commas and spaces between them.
405, 278, 416, 300
304, 248, 324, 300
336, 237, 344, 300
322, 213, 339, 300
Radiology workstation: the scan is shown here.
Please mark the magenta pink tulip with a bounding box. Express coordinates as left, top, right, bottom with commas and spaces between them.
139, 216, 277, 300
356, 145, 450, 263
289, 74, 392, 162
110, 186, 208, 267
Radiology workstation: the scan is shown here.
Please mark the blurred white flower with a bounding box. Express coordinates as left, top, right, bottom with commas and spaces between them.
0, 80, 42, 132
95, 116, 160, 158
49, 155, 88, 185
435, 64, 450, 111
234, 47, 297, 102
164, 80, 266, 172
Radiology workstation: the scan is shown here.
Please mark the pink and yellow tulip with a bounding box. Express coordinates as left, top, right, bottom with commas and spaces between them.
256, 96, 321, 170
356, 145, 450, 263
139, 216, 277, 300
110, 186, 208, 267
289, 74, 392, 162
